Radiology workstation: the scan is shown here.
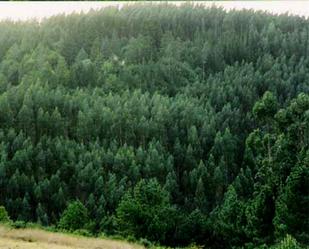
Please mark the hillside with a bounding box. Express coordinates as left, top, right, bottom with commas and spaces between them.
0, 3, 308, 249
0, 225, 143, 249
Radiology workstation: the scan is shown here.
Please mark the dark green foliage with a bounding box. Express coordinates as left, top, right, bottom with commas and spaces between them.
58, 201, 90, 231
274, 162, 309, 243
212, 186, 247, 246
0, 206, 10, 223
12, 220, 27, 229
0, 4, 308, 248
253, 91, 278, 122
272, 234, 302, 249
116, 179, 176, 243
36, 203, 49, 226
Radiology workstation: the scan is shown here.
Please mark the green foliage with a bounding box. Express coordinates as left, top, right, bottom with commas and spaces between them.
213, 186, 246, 246
274, 163, 309, 243
12, 220, 27, 229
116, 179, 177, 243
271, 234, 301, 249
58, 201, 90, 232
0, 4, 307, 249
175, 209, 210, 245
253, 91, 278, 122
139, 238, 153, 248
0, 206, 10, 223
73, 229, 92, 237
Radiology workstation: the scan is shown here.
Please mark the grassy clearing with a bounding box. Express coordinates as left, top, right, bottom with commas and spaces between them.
0, 225, 144, 249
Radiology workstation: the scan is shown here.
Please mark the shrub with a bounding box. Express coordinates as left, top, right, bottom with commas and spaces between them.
26, 222, 42, 229
126, 235, 136, 242
73, 229, 92, 237
272, 234, 301, 249
12, 220, 27, 229
0, 206, 10, 223
110, 234, 125, 240
116, 179, 177, 243
139, 238, 153, 248
45, 225, 57, 232
98, 232, 107, 238
58, 200, 90, 231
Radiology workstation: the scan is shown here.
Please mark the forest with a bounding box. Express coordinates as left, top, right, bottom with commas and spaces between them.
0, 3, 308, 249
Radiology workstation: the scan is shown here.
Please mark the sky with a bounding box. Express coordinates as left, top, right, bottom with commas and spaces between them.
0, 1, 309, 22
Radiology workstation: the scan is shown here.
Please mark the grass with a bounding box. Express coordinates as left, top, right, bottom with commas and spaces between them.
0, 225, 144, 249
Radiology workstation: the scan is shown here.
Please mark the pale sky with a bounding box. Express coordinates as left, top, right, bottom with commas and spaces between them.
0, 1, 309, 22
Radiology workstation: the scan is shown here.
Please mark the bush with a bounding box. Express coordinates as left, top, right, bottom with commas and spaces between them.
12, 220, 27, 229
45, 225, 57, 232
98, 232, 107, 238
100, 215, 118, 235
84, 220, 96, 233
25, 222, 42, 229
139, 238, 153, 248
58, 200, 90, 231
0, 206, 10, 223
126, 235, 136, 242
73, 229, 92, 237
116, 179, 177, 243
186, 243, 203, 249
272, 234, 301, 249
110, 234, 125, 241
244, 243, 268, 249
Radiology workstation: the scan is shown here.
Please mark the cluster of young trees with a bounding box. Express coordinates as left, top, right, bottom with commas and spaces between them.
0, 4, 308, 248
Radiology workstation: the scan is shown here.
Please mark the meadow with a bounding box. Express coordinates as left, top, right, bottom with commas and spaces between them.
0, 225, 143, 249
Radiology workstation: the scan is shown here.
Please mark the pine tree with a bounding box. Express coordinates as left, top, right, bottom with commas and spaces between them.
36, 203, 48, 226
194, 177, 207, 212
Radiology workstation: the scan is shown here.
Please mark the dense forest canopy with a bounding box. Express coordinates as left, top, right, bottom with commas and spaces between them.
0, 3, 308, 248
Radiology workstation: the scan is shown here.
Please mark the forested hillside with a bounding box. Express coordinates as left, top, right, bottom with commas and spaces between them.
0, 4, 308, 248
